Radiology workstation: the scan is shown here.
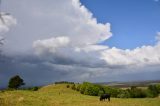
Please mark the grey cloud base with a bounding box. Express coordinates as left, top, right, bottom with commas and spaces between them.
1, 54, 160, 88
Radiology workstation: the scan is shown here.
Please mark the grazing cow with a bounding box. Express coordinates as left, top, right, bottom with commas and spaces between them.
100, 94, 110, 101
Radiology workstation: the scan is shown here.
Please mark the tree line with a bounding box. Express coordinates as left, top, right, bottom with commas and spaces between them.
55, 81, 74, 84
67, 82, 160, 98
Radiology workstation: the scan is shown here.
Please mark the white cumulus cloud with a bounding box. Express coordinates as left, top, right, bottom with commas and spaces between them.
33, 36, 70, 55
4, 0, 112, 53
100, 44, 160, 66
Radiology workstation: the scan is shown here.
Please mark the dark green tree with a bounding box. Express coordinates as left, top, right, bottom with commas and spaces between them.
147, 85, 159, 97
80, 82, 90, 94
156, 84, 160, 93
8, 75, 25, 89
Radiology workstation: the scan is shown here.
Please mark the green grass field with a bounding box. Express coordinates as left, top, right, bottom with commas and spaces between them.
0, 84, 160, 106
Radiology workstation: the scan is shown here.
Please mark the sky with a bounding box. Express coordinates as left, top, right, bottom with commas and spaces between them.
0, 0, 160, 88
81, 0, 160, 49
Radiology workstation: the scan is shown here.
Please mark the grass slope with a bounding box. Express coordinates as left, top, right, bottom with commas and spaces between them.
0, 84, 160, 106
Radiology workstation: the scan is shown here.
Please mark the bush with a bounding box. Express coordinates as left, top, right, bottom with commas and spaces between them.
32, 86, 39, 91
71, 84, 76, 90
66, 85, 70, 88
98, 90, 104, 96
117, 90, 130, 98
130, 89, 146, 98
76, 84, 81, 91
103, 86, 120, 97
26, 86, 39, 91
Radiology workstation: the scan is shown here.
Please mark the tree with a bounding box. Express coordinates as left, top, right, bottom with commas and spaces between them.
80, 82, 90, 94
156, 84, 160, 94
84, 84, 100, 96
147, 85, 159, 97
8, 75, 25, 89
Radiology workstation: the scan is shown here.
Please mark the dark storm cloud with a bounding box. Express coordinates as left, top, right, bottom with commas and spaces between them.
0, 55, 72, 87
0, 53, 107, 87
1, 53, 160, 88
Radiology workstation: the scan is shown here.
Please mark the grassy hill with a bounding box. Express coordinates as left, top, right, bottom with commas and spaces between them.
0, 84, 160, 106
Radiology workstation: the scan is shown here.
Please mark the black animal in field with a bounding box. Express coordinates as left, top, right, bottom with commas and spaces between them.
100, 93, 110, 101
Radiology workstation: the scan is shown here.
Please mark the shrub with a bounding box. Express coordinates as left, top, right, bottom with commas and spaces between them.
117, 90, 130, 98
66, 85, 70, 88
98, 90, 104, 96
71, 84, 76, 90
134, 89, 146, 98
76, 84, 81, 91
26, 86, 39, 91
32, 86, 39, 91
103, 86, 120, 97
128, 87, 147, 98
